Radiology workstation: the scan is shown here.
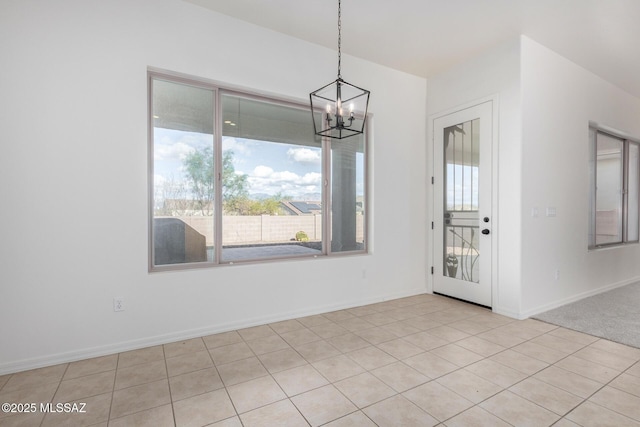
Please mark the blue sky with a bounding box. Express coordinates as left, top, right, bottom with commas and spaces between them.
154, 128, 364, 201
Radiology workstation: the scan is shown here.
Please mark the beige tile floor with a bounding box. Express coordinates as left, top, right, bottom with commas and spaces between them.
1, 293, 640, 426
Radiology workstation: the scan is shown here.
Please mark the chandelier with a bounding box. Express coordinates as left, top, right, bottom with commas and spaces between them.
310, 0, 370, 139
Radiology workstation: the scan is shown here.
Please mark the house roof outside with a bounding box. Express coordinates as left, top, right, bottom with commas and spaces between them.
281, 200, 322, 215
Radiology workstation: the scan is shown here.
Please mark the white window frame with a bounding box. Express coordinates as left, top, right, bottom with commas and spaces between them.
148, 69, 369, 271
589, 123, 640, 249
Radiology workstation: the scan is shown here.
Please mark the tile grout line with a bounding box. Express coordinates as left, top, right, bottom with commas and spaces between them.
38, 362, 71, 427
163, 343, 178, 427
234, 324, 312, 425
7, 295, 640, 426
470, 325, 640, 425
106, 353, 120, 426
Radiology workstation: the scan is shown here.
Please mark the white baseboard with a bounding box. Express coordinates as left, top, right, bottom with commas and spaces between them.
491, 305, 526, 320
0, 288, 426, 375
521, 277, 640, 319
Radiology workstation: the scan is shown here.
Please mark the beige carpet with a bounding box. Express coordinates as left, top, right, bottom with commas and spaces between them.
533, 282, 640, 349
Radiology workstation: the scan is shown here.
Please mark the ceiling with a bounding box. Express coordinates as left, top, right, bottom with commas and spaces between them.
184, 0, 640, 99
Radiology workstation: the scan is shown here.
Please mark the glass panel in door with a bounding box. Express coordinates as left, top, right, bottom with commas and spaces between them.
443, 119, 480, 284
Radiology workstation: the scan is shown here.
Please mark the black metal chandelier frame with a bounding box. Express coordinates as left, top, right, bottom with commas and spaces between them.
310, 0, 370, 140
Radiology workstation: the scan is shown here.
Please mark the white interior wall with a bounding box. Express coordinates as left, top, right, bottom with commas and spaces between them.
0, 0, 427, 374
427, 35, 640, 319
426, 39, 523, 318
520, 37, 640, 316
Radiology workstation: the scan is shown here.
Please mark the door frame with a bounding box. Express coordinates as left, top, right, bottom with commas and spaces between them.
427, 95, 499, 309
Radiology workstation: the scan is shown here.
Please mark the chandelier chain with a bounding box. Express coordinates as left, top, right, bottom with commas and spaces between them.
337, 0, 342, 79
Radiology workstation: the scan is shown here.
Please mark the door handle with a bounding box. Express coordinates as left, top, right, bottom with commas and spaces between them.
481, 229, 490, 235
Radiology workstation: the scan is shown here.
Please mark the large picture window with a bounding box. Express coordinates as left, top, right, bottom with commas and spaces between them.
589, 126, 639, 248
149, 71, 368, 270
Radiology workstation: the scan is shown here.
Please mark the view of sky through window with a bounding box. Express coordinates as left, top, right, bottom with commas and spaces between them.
154, 128, 364, 205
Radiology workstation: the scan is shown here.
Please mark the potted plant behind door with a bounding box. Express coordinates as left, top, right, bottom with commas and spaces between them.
446, 253, 459, 278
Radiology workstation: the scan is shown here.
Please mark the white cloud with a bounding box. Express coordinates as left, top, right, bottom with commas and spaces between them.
253, 165, 274, 177
154, 141, 194, 161
249, 169, 298, 186
247, 166, 321, 198
223, 137, 251, 155
270, 170, 300, 182
301, 172, 321, 185
287, 147, 321, 164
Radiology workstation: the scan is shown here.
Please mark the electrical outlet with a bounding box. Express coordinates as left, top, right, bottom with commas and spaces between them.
554, 269, 560, 280
113, 298, 124, 312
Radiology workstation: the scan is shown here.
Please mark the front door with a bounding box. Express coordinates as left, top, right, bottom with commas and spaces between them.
433, 101, 492, 307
